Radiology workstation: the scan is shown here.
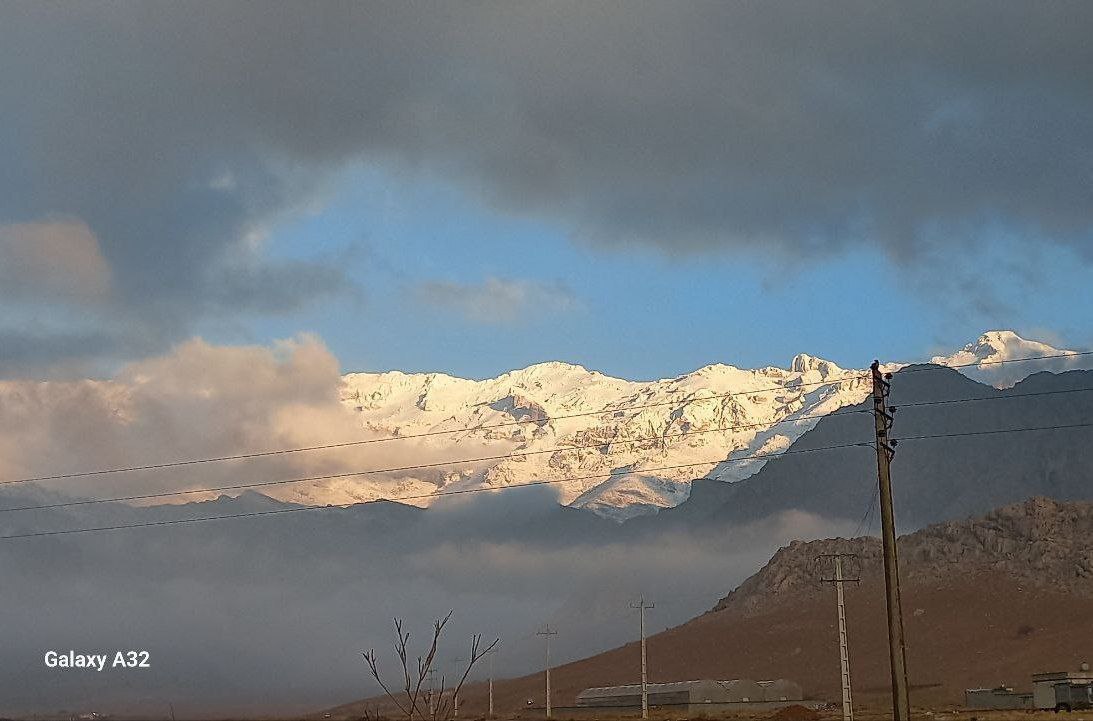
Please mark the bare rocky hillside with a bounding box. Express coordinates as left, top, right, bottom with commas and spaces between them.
714, 497, 1093, 615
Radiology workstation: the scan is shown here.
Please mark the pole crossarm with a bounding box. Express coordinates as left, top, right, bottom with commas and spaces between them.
536, 625, 558, 719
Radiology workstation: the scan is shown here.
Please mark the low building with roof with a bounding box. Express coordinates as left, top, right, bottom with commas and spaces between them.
1032, 662, 1093, 711
575, 678, 807, 715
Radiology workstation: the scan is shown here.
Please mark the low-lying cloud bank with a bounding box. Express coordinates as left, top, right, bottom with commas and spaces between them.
0, 482, 852, 717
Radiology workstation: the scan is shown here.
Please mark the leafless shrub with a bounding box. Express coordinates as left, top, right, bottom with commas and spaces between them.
363, 610, 498, 721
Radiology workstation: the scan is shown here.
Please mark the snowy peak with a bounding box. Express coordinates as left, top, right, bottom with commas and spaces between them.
241, 330, 1092, 519
789, 353, 842, 376
931, 330, 1089, 387
328, 352, 876, 519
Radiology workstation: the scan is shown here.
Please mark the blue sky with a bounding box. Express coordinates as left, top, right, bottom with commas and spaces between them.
234, 165, 1093, 381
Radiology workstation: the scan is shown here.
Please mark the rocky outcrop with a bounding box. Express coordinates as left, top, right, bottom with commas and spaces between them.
713, 497, 1093, 614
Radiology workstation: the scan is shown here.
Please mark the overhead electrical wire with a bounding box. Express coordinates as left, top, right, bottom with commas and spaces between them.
0, 436, 874, 515
0, 405, 873, 502
891, 386, 1093, 408
7, 380, 1092, 499
1, 347, 1090, 541
1, 374, 869, 486
23, 384, 1090, 515
6, 347, 1089, 488
896, 349, 1093, 373
0, 441, 876, 540
894, 421, 1093, 443
2, 417, 1093, 541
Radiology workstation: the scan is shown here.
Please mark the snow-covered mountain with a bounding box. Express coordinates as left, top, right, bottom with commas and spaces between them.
931, 330, 1089, 388
4, 330, 1082, 522
323, 330, 1088, 520
339, 356, 873, 520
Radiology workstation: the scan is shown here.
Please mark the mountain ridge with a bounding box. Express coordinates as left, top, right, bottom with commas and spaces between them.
329, 331, 1089, 518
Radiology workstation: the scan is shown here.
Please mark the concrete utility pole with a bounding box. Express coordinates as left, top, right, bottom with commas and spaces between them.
871, 360, 910, 721
485, 645, 498, 719
537, 625, 558, 719
451, 657, 465, 718
630, 595, 655, 719
427, 669, 438, 716
818, 553, 860, 721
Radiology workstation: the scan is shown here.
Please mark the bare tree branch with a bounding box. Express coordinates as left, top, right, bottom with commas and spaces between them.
363, 649, 411, 718
450, 634, 500, 717
364, 611, 492, 721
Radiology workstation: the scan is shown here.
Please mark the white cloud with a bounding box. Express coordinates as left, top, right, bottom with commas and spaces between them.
0, 336, 450, 500
415, 277, 580, 324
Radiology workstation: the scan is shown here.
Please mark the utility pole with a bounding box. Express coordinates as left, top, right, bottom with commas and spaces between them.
871, 360, 910, 721
486, 645, 498, 719
630, 595, 655, 719
427, 668, 438, 717
537, 625, 558, 719
817, 553, 860, 721
451, 657, 465, 718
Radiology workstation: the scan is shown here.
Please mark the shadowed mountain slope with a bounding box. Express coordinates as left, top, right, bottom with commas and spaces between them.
647, 367, 1093, 531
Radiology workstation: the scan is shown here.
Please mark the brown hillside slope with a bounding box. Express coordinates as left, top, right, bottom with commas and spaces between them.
331, 497, 1093, 717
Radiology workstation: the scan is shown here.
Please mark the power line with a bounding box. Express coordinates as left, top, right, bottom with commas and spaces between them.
0, 404, 873, 499
898, 349, 1093, 373
3, 416, 1092, 540
7, 347, 1089, 488
1, 375, 868, 486
0, 439, 874, 515
841, 392, 1093, 536
895, 421, 1093, 443
0, 442, 875, 540
3, 366, 1090, 514
10, 381, 1092, 498
893, 386, 1093, 408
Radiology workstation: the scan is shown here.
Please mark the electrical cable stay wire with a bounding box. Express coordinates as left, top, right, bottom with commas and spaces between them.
851, 484, 879, 539
0, 374, 870, 486
0, 441, 877, 541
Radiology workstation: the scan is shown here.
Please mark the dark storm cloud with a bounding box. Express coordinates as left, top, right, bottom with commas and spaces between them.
2, 1, 1091, 366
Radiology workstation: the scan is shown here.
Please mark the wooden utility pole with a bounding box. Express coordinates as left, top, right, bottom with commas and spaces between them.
630, 595, 655, 719
817, 553, 860, 721
537, 626, 558, 719
871, 360, 910, 721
